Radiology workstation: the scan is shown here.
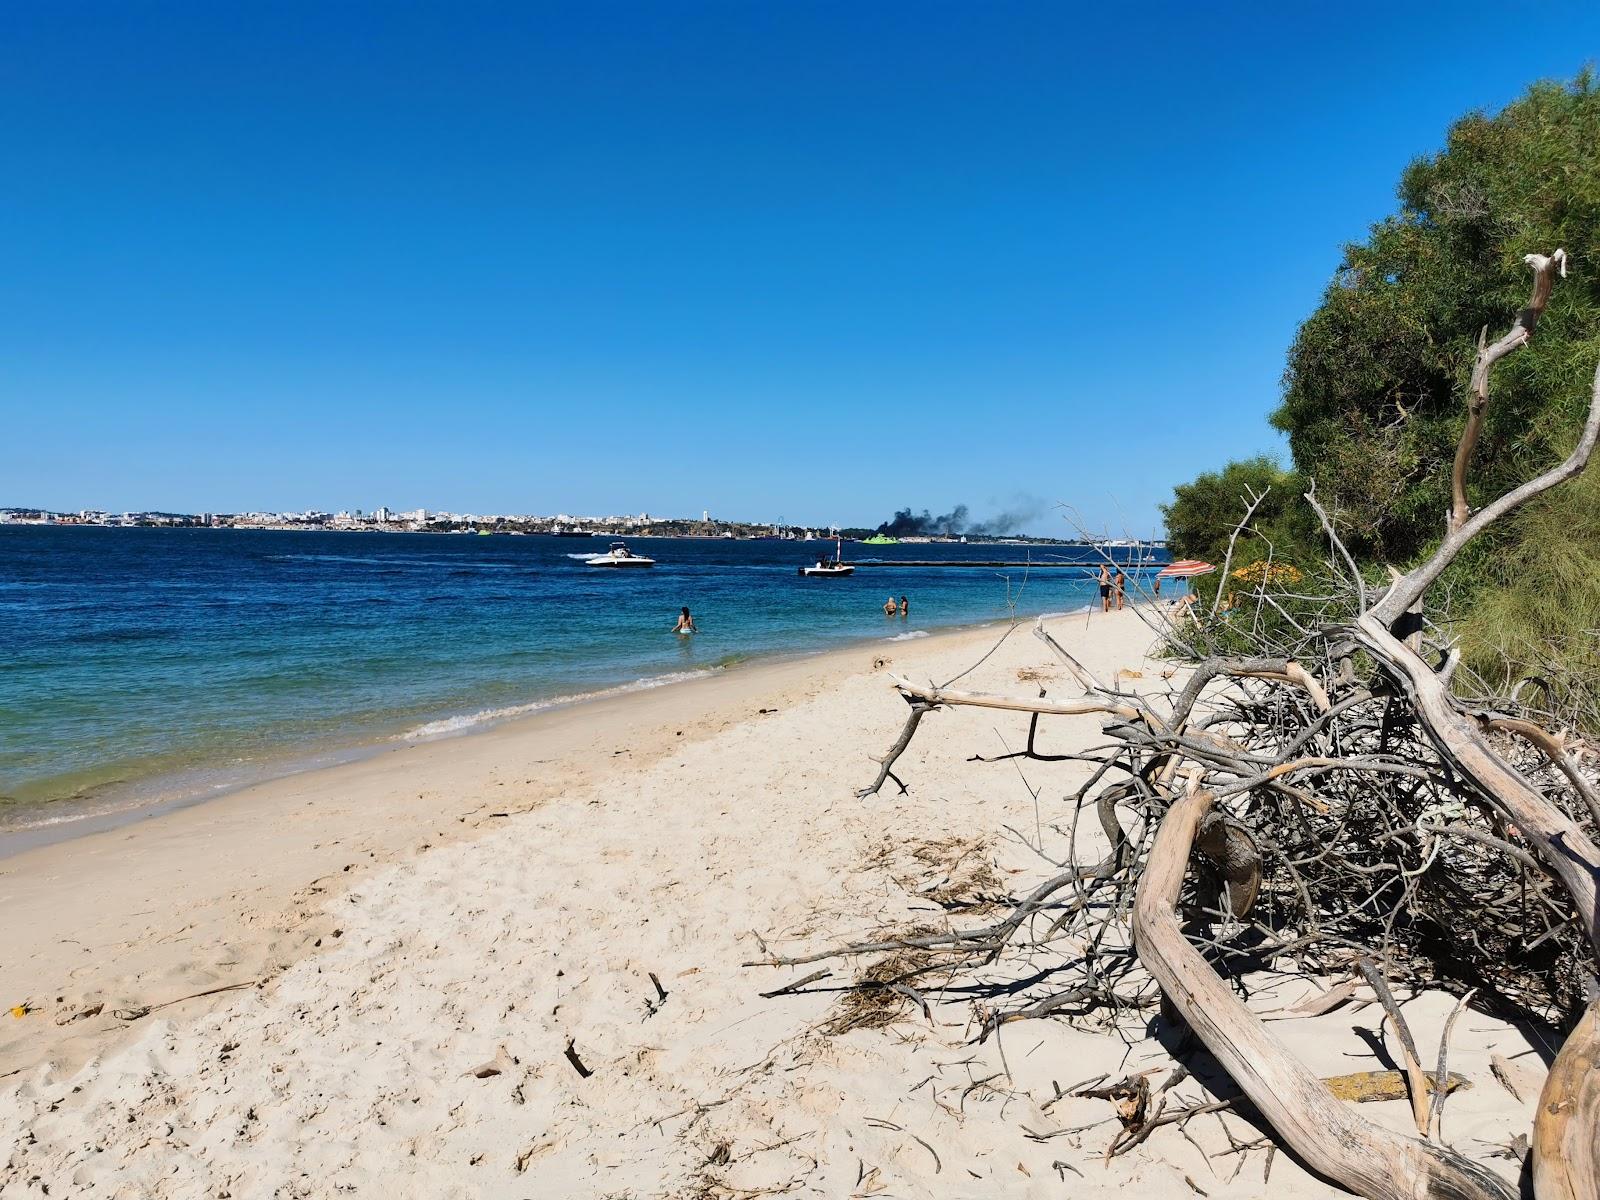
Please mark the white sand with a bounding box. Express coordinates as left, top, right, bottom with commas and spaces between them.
1, 610, 1546, 1197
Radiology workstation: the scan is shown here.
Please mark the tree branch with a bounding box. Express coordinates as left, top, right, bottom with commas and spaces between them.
1372, 356, 1600, 629
1451, 250, 1567, 534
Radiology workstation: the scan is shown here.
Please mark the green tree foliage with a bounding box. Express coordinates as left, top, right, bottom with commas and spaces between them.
1164, 72, 1600, 713
1159, 456, 1303, 565
1274, 71, 1600, 564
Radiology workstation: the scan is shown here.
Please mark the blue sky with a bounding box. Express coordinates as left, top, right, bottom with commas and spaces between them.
4, 2, 1598, 534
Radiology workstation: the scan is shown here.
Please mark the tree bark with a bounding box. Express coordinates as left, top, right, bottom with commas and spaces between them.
1533, 997, 1600, 1200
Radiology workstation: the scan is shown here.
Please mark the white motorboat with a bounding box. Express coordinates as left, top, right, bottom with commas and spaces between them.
799, 535, 855, 577
587, 541, 656, 568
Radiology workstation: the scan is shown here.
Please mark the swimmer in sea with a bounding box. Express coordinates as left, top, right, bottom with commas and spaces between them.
673, 606, 697, 633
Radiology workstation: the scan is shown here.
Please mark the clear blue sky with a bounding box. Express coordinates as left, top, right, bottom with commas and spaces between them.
5, 2, 1598, 534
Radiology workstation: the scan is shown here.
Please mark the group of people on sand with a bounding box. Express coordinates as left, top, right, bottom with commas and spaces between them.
883, 595, 909, 618
1097, 563, 1127, 613
1096, 563, 1171, 613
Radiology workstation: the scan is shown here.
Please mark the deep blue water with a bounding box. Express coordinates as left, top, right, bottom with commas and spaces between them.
0, 526, 1168, 830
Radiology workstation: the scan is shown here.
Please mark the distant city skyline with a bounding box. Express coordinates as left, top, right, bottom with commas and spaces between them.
7, 3, 1600, 535
0, 500, 1058, 538
0, 494, 1115, 538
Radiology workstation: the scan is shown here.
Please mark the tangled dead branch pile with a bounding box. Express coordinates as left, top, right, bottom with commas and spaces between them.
751, 253, 1600, 1199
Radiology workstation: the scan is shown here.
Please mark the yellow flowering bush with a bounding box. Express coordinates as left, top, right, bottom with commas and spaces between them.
1230, 560, 1302, 586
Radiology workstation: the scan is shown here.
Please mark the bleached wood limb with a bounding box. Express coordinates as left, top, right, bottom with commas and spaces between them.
1168, 656, 1332, 722
1532, 997, 1600, 1200
887, 676, 1141, 721
1032, 618, 1104, 692
1355, 614, 1600, 951
1195, 811, 1261, 918
1305, 482, 1368, 613
1483, 715, 1600, 830
1429, 988, 1475, 1140
1372, 358, 1600, 629
1209, 485, 1270, 622
857, 698, 934, 798
1133, 789, 1517, 1199
1357, 959, 1431, 1137
1452, 250, 1567, 534
1271, 663, 1331, 712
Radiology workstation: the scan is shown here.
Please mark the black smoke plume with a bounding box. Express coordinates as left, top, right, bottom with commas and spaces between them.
874, 499, 1044, 538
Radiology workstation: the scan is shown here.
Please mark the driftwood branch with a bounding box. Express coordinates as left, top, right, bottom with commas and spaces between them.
1133, 790, 1515, 1199
1372, 356, 1600, 628
1033, 617, 1104, 692
885, 676, 1140, 721
1484, 716, 1600, 830
1209, 485, 1270, 622
857, 698, 934, 798
1357, 958, 1431, 1137
1451, 250, 1567, 534
1429, 987, 1475, 1139
1355, 614, 1600, 950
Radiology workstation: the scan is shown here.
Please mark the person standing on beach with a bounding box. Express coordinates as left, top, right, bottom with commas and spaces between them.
898, 596, 909, 617
883, 596, 898, 617
673, 606, 697, 633
1114, 568, 1126, 611
1098, 564, 1112, 613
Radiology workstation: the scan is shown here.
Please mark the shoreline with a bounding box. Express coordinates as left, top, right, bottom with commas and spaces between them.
0, 614, 1103, 1079
1, 606, 1543, 1198
0, 608, 1094, 861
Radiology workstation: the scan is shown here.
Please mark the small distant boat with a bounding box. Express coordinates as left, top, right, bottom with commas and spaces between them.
799, 535, 855, 577
862, 534, 899, 545
550, 526, 592, 537
586, 541, 655, 568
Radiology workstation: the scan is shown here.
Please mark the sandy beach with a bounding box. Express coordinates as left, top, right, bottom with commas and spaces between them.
1, 609, 1547, 1198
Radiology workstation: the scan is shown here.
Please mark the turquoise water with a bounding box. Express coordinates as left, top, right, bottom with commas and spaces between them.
0, 526, 1167, 834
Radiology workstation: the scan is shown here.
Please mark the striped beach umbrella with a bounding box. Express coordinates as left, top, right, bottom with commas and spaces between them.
1157, 559, 1216, 578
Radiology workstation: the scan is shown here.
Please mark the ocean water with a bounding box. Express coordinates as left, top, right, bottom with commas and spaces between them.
0, 526, 1168, 838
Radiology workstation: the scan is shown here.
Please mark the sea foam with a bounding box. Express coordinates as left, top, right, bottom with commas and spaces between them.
400, 670, 718, 740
